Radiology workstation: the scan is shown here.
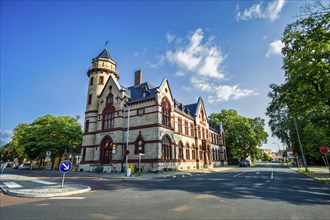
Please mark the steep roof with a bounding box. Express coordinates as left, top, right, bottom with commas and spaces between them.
96, 48, 113, 60
127, 82, 159, 103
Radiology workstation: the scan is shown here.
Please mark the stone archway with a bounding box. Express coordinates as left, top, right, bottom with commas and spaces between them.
100, 136, 113, 165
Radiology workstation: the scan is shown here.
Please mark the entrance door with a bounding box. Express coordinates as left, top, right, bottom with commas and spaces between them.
100, 136, 113, 164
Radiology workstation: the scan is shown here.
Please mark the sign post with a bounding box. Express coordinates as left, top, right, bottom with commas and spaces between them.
59, 160, 72, 188
320, 146, 330, 172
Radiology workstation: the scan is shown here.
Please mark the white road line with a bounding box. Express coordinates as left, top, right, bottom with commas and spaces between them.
233, 171, 247, 177
256, 172, 260, 174
271, 167, 274, 179
31, 180, 57, 185
4, 182, 22, 188
49, 197, 85, 200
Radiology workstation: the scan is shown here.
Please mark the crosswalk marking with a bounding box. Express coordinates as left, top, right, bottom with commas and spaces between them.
31, 180, 57, 185
49, 197, 85, 200
4, 182, 22, 188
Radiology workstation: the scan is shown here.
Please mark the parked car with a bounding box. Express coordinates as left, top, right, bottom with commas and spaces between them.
18, 163, 32, 170
228, 158, 240, 165
239, 161, 248, 167
245, 160, 251, 166
12, 163, 19, 169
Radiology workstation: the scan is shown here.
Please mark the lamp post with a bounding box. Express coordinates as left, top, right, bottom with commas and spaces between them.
116, 95, 131, 176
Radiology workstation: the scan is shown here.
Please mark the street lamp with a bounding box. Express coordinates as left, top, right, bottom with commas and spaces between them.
116, 95, 131, 176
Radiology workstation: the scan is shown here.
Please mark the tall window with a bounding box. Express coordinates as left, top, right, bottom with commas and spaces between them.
161, 98, 171, 127
192, 145, 196, 160
198, 126, 201, 139
103, 112, 115, 129
90, 77, 94, 86
186, 143, 190, 160
190, 123, 194, 137
102, 93, 115, 130
107, 93, 113, 105
185, 121, 189, 135
202, 128, 205, 140
84, 120, 89, 133
178, 118, 182, 133
88, 94, 92, 105
99, 76, 104, 85
178, 142, 183, 160
162, 136, 172, 159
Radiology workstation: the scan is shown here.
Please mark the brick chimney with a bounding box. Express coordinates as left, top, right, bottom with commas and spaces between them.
134, 70, 142, 86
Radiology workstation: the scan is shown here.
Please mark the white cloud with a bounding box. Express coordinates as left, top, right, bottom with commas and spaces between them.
175, 71, 185, 77
166, 32, 176, 43
0, 129, 13, 146
164, 28, 257, 103
166, 28, 225, 79
266, 39, 284, 57
190, 77, 257, 103
237, 0, 286, 21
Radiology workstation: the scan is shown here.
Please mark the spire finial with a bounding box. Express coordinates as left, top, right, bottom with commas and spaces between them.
105, 41, 109, 49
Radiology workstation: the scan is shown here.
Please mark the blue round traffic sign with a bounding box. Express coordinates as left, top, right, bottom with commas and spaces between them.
59, 160, 72, 173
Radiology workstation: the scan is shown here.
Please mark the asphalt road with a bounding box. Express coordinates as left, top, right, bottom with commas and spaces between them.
1, 164, 329, 220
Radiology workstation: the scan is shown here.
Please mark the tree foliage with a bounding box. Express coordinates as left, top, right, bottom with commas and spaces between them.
3, 115, 82, 161
267, 3, 330, 164
210, 109, 268, 161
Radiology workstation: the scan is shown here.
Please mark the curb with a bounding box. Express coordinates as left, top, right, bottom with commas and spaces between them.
1, 184, 91, 198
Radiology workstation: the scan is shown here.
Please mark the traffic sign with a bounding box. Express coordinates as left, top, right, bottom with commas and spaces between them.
46, 151, 51, 156
320, 146, 329, 155
124, 149, 130, 155
59, 160, 72, 173
294, 152, 299, 157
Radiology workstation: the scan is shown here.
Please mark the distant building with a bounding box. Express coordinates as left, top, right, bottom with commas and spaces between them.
260, 149, 272, 157
79, 47, 227, 173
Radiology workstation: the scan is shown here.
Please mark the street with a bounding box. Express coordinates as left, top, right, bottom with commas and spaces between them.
1, 164, 329, 220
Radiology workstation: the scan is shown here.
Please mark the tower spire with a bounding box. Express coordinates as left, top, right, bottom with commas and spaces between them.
105, 41, 109, 49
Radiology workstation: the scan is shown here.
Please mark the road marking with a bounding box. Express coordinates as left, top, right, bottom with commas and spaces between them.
271, 168, 274, 179
266, 180, 271, 183
233, 171, 247, 177
49, 197, 85, 200
256, 172, 260, 174
31, 180, 57, 185
3, 182, 22, 188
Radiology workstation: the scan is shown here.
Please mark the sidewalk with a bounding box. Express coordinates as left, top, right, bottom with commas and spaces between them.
290, 166, 330, 183
0, 166, 236, 198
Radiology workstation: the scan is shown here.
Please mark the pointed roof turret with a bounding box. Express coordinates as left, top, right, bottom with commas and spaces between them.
96, 48, 113, 60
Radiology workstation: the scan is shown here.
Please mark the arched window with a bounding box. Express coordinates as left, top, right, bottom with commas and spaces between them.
103, 93, 115, 130
162, 135, 172, 160
106, 93, 113, 105
191, 144, 196, 160
161, 98, 171, 127
178, 142, 184, 160
186, 143, 190, 160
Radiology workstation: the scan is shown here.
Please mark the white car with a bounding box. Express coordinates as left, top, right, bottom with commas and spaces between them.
18, 163, 32, 170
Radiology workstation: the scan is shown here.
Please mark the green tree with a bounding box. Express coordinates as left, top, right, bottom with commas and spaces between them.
9, 123, 29, 162
210, 110, 268, 161
267, 2, 330, 164
262, 153, 272, 162
24, 115, 83, 161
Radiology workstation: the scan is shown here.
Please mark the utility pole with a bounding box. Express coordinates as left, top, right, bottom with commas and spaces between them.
294, 118, 308, 172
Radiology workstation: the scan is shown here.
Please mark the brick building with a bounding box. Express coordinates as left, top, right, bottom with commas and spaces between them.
79, 47, 227, 173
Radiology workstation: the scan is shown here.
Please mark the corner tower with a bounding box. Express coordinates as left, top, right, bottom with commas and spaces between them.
83, 45, 119, 139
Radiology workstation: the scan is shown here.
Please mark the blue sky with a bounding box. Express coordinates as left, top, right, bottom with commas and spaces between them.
1, 0, 310, 151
